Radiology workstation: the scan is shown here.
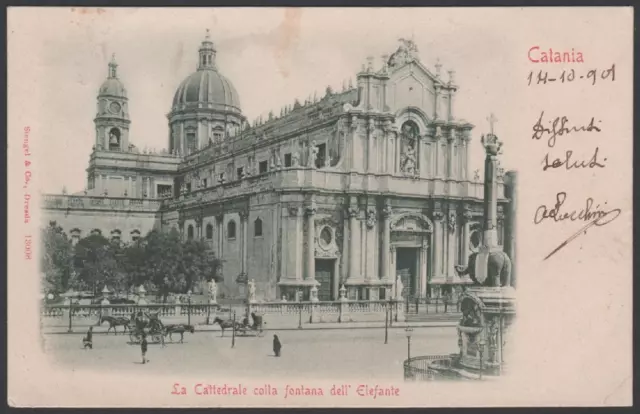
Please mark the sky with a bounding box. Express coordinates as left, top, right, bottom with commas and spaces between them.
10, 7, 523, 193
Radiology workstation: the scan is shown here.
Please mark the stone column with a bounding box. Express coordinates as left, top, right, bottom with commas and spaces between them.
146, 177, 151, 198
305, 202, 317, 281
348, 202, 360, 281
432, 211, 444, 279
434, 85, 441, 120
395, 134, 401, 174
447, 134, 455, 179
464, 135, 471, 180
239, 210, 249, 279
216, 214, 224, 259
419, 239, 429, 297
381, 203, 392, 281
434, 134, 442, 178
462, 210, 473, 266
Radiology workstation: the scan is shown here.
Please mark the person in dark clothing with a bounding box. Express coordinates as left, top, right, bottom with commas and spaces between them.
141, 334, 148, 364
273, 335, 282, 357
83, 326, 93, 349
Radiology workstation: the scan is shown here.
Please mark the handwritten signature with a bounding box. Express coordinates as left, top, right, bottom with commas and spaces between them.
531, 111, 602, 148
534, 192, 621, 260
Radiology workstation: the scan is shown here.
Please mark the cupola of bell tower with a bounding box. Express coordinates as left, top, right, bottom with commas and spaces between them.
94, 54, 131, 152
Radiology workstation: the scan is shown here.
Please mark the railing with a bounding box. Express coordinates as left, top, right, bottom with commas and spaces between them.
404, 296, 461, 315
42, 194, 162, 212
40, 300, 404, 331
403, 354, 459, 381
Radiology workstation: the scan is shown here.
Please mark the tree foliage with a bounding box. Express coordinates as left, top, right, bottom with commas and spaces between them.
40, 221, 76, 293
40, 224, 222, 298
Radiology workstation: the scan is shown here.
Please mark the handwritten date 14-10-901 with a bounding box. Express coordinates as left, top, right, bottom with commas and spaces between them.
527, 64, 615, 86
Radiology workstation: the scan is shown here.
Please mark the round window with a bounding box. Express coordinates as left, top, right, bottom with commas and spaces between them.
319, 227, 332, 248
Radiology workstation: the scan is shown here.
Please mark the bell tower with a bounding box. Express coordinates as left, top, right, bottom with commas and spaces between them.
94, 54, 131, 151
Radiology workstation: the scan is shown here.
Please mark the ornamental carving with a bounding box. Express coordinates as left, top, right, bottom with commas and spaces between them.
288, 206, 300, 217
390, 213, 433, 233
347, 206, 359, 218
448, 212, 457, 233
432, 211, 445, 221
239, 210, 249, 221
462, 210, 474, 222
365, 207, 377, 229
387, 38, 419, 70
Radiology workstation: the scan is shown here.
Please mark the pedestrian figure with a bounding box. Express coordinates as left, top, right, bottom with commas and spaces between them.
273, 334, 282, 357
141, 334, 148, 364
83, 326, 93, 349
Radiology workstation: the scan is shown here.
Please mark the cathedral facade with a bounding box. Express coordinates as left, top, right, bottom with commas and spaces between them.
42, 33, 517, 302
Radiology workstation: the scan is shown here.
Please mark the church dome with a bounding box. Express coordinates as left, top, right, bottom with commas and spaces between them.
171, 32, 241, 114
99, 54, 127, 98
172, 70, 241, 111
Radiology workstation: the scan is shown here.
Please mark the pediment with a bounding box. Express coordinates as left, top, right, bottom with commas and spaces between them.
390, 212, 433, 233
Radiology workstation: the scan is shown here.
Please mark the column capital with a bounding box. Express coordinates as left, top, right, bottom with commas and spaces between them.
462, 210, 474, 222
432, 211, 445, 221
215, 213, 224, 222
381, 204, 393, 218
239, 209, 249, 221
347, 206, 359, 218
305, 203, 317, 216
420, 238, 429, 251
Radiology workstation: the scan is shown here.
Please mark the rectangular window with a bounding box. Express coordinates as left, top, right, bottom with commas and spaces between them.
202, 178, 207, 188
316, 143, 327, 168
237, 167, 244, 180
186, 183, 192, 193
284, 153, 292, 167
259, 161, 268, 174
186, 132, 197, 154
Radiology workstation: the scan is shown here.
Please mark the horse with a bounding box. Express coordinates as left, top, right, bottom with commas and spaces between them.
99, 315, 131, 335
164, 324, 195, 343
212, 317, 243, 337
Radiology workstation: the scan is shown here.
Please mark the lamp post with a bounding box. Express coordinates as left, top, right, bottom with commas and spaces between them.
478, 337, 486, 380
187, 290, 192, 326
384, 300, 389, 344
298, 289, 303, 329
232, 310, 236, 348
405, 326, 413, 361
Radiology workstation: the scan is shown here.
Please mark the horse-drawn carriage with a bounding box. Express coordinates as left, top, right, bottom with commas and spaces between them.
212, 312, 265, 337
128, 311, 165, 344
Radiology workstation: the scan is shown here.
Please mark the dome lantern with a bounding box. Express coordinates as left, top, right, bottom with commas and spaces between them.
198, 29, 217, 71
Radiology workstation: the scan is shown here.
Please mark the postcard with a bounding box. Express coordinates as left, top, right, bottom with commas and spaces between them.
7, 7, 633, 407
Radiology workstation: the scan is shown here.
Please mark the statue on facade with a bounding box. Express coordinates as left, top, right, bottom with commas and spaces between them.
109, 131, 119, 146
401, 142, 417, 175
207, 280, 217, 304
395, 275, 405, 300
248, 279, 256, 302
292, 150, 300, 167
324, 152, 333, 168
388, 37, 419, 69
308, 140, 319, 168
366, 208, 377, 229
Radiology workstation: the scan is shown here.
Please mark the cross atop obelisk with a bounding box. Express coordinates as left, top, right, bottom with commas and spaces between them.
487, 113, 498, 135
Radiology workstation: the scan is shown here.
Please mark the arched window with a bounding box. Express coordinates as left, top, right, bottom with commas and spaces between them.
206, 223, 214, 239
130, 229, 141, 242
108, 128, 121, 151
254, 218, 263, 237
91, 229, 102, 236
227, 220, 236, 239
187, 225, 194, 240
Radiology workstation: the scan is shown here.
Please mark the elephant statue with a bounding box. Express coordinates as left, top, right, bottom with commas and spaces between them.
455, 251, 512, 287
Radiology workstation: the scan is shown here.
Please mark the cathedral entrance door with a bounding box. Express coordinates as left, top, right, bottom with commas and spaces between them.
315, 259, 334, 301
395, 247, 418, 297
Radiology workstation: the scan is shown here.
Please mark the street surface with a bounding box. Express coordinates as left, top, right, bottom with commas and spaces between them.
43, 327, 457, 380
